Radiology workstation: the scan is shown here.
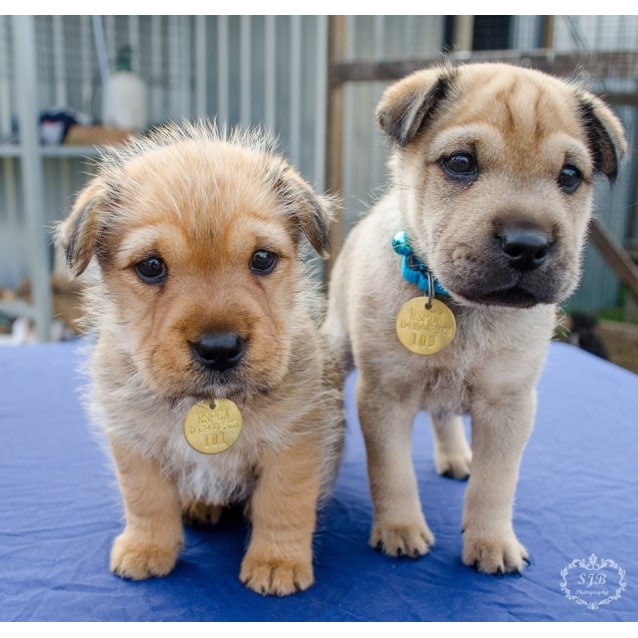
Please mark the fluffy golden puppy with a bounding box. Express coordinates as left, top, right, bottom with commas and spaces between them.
56, 122, 344, 596
323, 63, 626, 574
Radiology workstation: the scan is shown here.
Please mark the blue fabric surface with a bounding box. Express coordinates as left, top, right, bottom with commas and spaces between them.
1, 340, 636, 621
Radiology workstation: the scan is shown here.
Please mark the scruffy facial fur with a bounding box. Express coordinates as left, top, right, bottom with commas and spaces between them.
56, 122, 344, 596
323, 63, 626, 574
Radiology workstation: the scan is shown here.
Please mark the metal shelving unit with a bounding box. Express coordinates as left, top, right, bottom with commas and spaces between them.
0, 17, 104, 340
1, 16, 52, 340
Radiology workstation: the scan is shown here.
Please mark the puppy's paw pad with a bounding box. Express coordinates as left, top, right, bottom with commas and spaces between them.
435, 452, 472, 480
462, 534, 528, 574
182, 501, 224, 527
370, 522, 435, 558
110, 533, 179, 580
240, 555, 314, 596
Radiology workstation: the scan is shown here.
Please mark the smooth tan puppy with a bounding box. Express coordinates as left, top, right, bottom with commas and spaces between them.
323, 63, 626, 574
56, 122, 344, 596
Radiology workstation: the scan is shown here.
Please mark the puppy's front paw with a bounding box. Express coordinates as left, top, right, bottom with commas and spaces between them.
239, 552, 314, 596
462, 533, 529, 574
110, 532, 180, 580
370, 520, 435, 558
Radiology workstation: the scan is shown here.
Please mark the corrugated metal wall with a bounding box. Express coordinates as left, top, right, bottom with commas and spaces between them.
547, 15, 638, 312
0, 15, 329, 290
339, 16, 446, 228
0, 15, 636, 324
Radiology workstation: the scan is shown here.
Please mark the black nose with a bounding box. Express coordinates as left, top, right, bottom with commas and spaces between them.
191, 333, 246, 372
499, 229, 552, 272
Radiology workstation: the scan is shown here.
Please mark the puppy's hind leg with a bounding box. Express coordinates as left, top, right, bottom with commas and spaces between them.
182, 499, 224, 527
430, 412, 472, 480
109, 440, 184, 580
358, 373, 434, 558
322, 253, 354, 373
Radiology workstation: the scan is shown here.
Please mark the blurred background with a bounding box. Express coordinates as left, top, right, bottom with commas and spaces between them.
0, 15, 637, 371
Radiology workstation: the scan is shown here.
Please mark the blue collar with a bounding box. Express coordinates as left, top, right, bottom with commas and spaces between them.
392, 231, 450, 297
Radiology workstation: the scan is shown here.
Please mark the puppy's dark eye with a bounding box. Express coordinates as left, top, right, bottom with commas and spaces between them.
558, 164, 582, 194
441, 152, 477, 182
250, 250, 278, 275
135, 257, 167, 284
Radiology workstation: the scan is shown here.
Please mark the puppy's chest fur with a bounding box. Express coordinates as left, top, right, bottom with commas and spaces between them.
363, 300, 554, 414
93, 389, 267, 504
89, 345, 318, 506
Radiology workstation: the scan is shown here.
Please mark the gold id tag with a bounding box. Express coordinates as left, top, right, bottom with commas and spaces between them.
183, 399, 243, 454
396, 297, 456, 355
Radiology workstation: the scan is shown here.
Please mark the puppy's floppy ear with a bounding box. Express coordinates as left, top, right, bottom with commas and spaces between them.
272, 165, 336, 259
376, 65, 456, 147
577, 90, 627, 182
55, 176, 110, 277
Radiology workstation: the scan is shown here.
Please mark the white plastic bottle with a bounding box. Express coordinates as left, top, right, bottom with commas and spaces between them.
102, 45, 148, 132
